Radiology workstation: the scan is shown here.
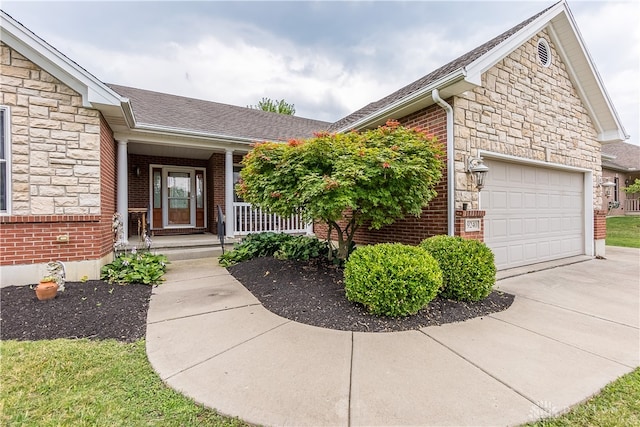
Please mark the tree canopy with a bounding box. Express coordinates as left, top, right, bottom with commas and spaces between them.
249, 97, 296, 115
623, 178, 640, 194
237, 120, 445, 259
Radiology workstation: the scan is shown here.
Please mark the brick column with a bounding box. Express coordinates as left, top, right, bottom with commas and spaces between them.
594, 209, 607, 257
455, 210, 486, 241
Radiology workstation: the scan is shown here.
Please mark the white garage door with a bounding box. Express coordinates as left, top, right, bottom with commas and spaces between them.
481, 159, 584, 270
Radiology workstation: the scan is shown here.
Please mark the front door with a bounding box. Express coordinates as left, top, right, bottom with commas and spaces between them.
150, 166, 206, 230
167, 170, 192, 226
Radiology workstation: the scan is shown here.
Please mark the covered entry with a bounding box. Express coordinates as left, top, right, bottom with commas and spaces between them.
481, 159, 585, 270
150, 166, 206, 230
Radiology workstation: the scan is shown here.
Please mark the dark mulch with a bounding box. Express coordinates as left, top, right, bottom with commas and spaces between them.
1, 257, 514, 341
228, 256, 515, 332
0, 281, 152, 342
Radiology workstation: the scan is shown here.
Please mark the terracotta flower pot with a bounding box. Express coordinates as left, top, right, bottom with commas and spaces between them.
35, 280, 58, 301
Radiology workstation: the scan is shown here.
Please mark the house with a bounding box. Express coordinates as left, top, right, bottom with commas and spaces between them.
0, 0, 628, 285
601, 142, 640, 216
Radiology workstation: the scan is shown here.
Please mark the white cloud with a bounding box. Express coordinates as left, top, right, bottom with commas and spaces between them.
572, 1, 640, 145
9, 0, 636, 143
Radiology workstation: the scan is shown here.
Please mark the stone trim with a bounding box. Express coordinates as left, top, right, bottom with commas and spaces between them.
0, 214, 100, 224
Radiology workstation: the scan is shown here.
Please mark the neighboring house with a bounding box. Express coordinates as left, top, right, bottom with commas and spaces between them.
601, 142, 640, 216
0, 0, 628, 285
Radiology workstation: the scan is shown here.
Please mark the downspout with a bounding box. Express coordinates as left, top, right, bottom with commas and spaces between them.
432, 89, 455, 236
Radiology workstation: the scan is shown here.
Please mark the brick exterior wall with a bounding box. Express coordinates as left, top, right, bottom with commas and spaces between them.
593, 209, 607, 240
0, 43, 113, 269
209, 153, 225, 233
97, 116, 117, 258
455, 210, 486, 241
453, 30, 602, 210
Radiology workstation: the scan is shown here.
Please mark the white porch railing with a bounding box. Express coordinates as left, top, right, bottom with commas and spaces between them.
233, 202, 312, 236
624, 198, 640, 213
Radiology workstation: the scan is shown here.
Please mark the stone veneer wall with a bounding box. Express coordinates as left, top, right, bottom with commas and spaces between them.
0, 42, 102, 215
453, 29, 602, 210
0, 42, 113, 284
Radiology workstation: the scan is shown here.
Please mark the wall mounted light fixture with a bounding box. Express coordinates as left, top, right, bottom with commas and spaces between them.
600, 178, 616, 198
467, 157, 489, 191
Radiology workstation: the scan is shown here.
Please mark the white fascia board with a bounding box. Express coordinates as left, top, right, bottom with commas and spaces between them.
598, 129, 627, 144
334, 70, 467, 133
1, 11, 122, 108
464, 2, 566, 84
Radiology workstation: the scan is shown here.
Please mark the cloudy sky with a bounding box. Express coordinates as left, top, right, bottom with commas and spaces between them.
3, 1, 639, 144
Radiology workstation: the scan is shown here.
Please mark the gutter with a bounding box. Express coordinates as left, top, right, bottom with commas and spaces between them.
432, 89, 455, 236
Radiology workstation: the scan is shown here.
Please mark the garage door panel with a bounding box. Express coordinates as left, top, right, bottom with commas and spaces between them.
509, 192, 522, 208
550, 194, 562, 208
482, 160, 584, 270
509, 218, 523, 236
536, 169, 549, 185
492, 191, 508, 209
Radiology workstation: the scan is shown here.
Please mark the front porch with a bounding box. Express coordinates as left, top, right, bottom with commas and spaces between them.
117, 140, 312, 244
624, 198, 640, 215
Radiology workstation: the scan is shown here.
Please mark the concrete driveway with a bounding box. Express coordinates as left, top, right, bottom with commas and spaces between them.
146, 246, 639, 426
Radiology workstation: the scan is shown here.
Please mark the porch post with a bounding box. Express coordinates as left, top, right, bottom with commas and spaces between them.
117, 139, 129, 244
225, 149, 234, 238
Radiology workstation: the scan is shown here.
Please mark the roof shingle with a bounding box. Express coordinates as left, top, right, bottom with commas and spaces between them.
602, 142, 640, 171
108, 84, 330, 142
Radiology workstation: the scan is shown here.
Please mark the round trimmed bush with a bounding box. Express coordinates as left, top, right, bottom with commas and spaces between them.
420, 235, 496, 302
344, 243, 443, 317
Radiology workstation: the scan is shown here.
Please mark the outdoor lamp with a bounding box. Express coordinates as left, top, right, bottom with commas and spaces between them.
467, 157, 489, 191
601, 178, 615, 198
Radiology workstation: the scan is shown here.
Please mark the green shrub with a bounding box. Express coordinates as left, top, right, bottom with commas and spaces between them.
101, 251, 168, 285
420, 235, 495, 301
344, 243, 443, 317
219, 232, 292, 266
274, 235, 329, 261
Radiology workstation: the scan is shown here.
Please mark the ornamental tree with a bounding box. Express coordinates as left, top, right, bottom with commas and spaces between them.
237, 120, 444, 260
623, 178, 640, 194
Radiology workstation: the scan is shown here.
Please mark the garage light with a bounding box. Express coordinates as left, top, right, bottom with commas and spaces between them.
600, 178, 616, 198
467, 157, 489, 191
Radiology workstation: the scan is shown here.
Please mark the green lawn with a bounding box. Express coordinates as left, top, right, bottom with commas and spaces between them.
0, 339, 247, 427
525, 367, 640, 426
1, 339, 638, 426
606, 216, 640, 248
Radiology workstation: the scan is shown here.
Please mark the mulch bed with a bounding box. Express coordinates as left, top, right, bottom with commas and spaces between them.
1, 257, 514, 341
0, 281, 152, 342
228, 256, 514, 332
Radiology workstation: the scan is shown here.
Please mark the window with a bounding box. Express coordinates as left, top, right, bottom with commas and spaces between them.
0, 106, 10, 214
233, 165, 244, 202
614, 177, 620, 203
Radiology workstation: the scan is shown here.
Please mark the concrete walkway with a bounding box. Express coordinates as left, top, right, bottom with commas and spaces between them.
146, 246, 639, 426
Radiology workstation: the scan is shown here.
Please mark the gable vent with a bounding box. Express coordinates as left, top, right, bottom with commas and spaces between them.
537, 38, 551, 67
